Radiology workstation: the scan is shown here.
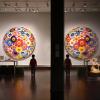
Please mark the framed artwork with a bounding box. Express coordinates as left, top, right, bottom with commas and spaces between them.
65, 27, 98, 60
3, 27, 36, 61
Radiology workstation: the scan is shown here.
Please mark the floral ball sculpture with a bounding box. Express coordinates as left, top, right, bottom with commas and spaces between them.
65, 27, 98, 60
3, 27, 36, 61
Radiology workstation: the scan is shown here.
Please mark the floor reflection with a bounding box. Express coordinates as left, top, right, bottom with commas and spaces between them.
0, 70, 50, 100
65, 75, 71, 100
0, 70, 100, 100
30, 75, 37, 93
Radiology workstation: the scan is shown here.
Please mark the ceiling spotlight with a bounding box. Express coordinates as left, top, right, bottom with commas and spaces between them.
83, 2, 87, 7
80, 8, 87, 12
46, 0, 50, 7
46, 2, 49, 7
31, 8, 39, 13
15, 8, 21, 12
4, 2, 10, 7
64, 8, 68, 13
26, 8, 39, 13
35, 8, 39, 13
15, 2, 18, 7
26, 2, 29, 7
72, 1, 75, 7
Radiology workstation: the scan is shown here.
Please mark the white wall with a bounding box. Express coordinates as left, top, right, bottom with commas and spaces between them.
0, 13, 50, 66
0, 12, 100, 66
64, 12, 100, 65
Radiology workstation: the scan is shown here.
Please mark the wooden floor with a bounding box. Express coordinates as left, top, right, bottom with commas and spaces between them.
0, 70, 100, 100
64, 71, 100, 100
0, 70, 50, 100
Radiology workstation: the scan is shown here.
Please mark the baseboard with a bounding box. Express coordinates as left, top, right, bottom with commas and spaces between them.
0, 65, 92, 70
24, 67, 51, 70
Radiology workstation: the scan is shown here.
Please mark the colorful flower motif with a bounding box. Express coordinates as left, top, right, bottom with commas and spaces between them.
82, 51, 88, 56
78, 46, 85, 53
74, 36, 79, 42
26, 40, 31, 46
16, 47, 22, 53
6, 40, 13, 47
13, 51, 18, 56
23, 35, 27, 41
69, 39, 75, 46
21, 51, 28, 57
70, 33, 75, 38
66, 34, 71, 42
3, 27, 36, 60
85, 35, 90, 42
85, 27, 91, 32
74, 43, 79, 50
30, 35, 35, 42
15, 39, 23, 47
11, 44, 16, 49
10, 28, 15, 32
65, 27, 98, 60
73, 51, 80, 56
75, 31, 80, 35
13, 31, 18, 36
78, 39, 86, 46
8, 33, 12, 38
6, 47, 13, 53
11, 36, 17, 42
22, 43, 27, 50
16, 55, 22, 59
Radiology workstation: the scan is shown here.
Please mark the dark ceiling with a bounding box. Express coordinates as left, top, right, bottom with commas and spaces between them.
0, 0, 100, 12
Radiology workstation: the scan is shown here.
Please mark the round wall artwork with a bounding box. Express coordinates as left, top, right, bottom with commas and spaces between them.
65, 27, 98, 60
3, 27, 36, 61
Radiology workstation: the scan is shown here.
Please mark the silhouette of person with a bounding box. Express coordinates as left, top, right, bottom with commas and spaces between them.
30, 54, 37, 78
65, 54, 72, 77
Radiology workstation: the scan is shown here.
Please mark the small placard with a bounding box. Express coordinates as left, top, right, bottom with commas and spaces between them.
0, 56, 4, 61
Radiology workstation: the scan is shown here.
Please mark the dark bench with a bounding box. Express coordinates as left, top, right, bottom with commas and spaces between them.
0, 66, 24, 77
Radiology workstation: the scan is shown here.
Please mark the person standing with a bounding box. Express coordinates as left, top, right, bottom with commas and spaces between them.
30, 54, 37, 78
65, 54, 72, 77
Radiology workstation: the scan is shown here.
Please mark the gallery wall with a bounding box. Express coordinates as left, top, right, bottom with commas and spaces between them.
0, 13, 50, 66
64, 12, 100, 65
0, 12, 100, 66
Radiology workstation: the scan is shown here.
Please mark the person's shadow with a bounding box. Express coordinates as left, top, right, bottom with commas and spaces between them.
65, 76, 71, 100
30, 75, 37, 94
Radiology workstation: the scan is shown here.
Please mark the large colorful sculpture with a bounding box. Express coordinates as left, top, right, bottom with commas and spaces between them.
3, 27, 36, 61
65, 27, 98, 60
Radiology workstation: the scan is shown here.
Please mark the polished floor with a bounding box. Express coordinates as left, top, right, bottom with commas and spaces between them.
0, 70, 50, 100
0, 70, 100, 100
64, 71, 100, 100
